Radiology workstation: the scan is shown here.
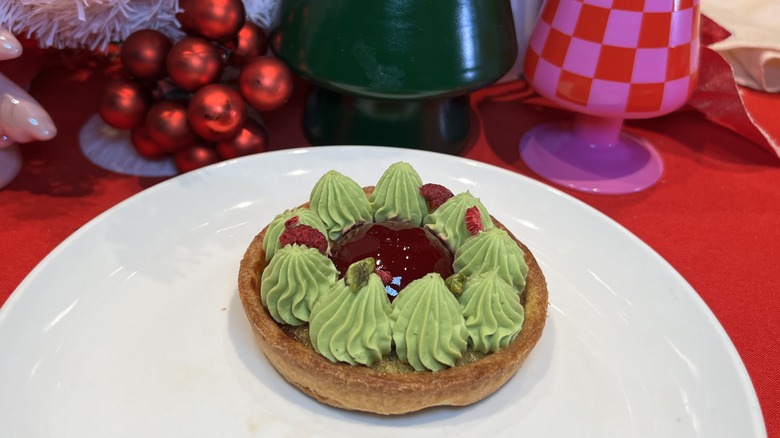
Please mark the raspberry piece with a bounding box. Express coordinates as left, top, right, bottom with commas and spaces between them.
284, 216, 300, 228
375, 269, 393, 286
420, 183, 454, 211
279, 220, 327, 254
465, 206, 484, 236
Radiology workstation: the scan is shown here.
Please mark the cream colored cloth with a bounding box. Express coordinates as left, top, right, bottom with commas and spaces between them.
702, 0, 780, 92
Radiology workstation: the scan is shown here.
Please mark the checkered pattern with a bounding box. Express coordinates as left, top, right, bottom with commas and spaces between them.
524, 0, 700, 117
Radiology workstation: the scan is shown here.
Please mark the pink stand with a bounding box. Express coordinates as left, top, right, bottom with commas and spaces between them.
520, 114, 663, 194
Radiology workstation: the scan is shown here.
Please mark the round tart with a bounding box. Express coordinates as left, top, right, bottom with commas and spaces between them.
238, 167, 548, 415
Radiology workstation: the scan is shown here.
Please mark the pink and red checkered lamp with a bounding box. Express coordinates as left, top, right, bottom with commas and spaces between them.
520, 0, 700, 194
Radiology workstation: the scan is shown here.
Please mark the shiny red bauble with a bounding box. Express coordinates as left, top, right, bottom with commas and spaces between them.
216, 118, 268, 159
187, 84, 247, 141
174, 142, 221, 173
120, 29, 172, 81
330, 222, 454, 300
130, 125, 166, 159
238, 57, 294, 111
98, 79, 151, 130
166, 37, 224, 92
145, 100, 196, 152
177, 0, 245, 43
228, 22, 268, 67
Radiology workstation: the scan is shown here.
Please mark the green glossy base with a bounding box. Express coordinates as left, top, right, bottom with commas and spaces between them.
303, 86, 471, 155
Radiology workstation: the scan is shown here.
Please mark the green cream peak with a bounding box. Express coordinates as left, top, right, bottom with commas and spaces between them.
261, 244, 338, 326
310, 170, 373, 240
309, 269, 392, 366
369, 161, 428, 226
423, 191, 494, 250
262, 208, 328, 261
454, 228, 528, 293
390, 273, 468, 371
459, 270, 524, 353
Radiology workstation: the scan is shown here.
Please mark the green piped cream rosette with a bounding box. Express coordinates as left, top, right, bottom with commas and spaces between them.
261, 244, 338, 326
369, 161, 428, 226
458, 270, 525, 353
422, 191, 494, 250
258, 161, 531, 373
310, 170, 374, 240
453, 227, 529, 293
309, 259, 393, 366
389, 273, 469, 371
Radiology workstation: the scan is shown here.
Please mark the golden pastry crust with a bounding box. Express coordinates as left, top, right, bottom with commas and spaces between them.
238, 187, 548, 415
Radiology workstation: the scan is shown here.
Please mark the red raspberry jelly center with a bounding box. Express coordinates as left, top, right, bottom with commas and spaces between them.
330, 222, 454, 300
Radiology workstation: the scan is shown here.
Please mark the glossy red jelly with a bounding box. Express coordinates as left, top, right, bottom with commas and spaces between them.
330, 222, 454, 300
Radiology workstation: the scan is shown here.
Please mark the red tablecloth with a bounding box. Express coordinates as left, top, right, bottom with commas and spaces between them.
1, 49, 778, 436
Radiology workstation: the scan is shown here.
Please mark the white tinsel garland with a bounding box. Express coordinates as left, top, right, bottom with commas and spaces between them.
244, 0, 281, 32
0, 0, 281, 51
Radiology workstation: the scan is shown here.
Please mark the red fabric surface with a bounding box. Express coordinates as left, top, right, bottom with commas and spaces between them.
1, 49, 779, 435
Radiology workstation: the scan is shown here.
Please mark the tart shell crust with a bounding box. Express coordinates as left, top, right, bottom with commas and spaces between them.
238, 187, 549, 415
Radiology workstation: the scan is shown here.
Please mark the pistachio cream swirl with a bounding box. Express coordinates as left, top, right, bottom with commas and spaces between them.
261, 244, 338, 326
423, 191, 494, 250
262, 208, 328, 261
310, 170, 373, 240
390, 273, 468, 371
453, 228, 529, 293
309, 272, 393, 366
459, 270, 525, 353
369, 161, 428, 226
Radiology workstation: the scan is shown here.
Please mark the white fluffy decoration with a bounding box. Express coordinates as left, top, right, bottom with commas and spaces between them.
0, 0, 281, 51
244, 0, 281, 31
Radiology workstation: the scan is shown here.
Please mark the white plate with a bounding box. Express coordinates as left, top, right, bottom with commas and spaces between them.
0, 146, 765, 437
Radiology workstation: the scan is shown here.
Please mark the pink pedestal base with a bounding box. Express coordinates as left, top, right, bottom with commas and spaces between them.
520, 121, 664, 194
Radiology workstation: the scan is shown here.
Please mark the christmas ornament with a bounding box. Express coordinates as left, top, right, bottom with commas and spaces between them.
145, 100, 196, 152
216, 118, 268, 159
166, 36, 224, 92
187, 84, 247, 141
119, 29, 172, 81
130, 125, 166, 159
228, 21, 268, 67
178, 0, 245, 43
174, 141, 220, 172
238, 56, 293, 111
98, 79, 151, 130
84, 2, 294, 175
0, 1, 282, 51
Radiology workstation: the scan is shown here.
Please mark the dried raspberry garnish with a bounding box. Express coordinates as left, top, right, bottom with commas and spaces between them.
465, 206, 484, 236
284, 216, 299, 228
420, 183, 454, 211
374, 269, 393, 286
279, 220, 327, 254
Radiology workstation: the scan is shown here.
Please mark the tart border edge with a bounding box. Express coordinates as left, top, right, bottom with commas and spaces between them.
237, 187, 549, 415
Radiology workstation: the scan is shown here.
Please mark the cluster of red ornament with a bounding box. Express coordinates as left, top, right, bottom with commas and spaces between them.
98, 0, 294, 173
